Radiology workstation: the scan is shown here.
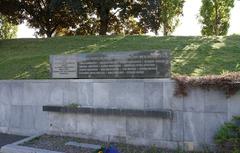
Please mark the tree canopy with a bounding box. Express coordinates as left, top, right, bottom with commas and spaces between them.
0, 14, 17, 39
51, 0, 184, 36
138, 0, 184, 35
200, 0, 234, 36
0, 0, 84, 37
1, 0, 236, 37
51, 0, 142, 35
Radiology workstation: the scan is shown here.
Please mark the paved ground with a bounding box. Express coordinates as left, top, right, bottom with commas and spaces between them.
0, 133, 26, 147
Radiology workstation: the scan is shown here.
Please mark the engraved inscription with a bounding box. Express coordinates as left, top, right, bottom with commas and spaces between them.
51, 56, 78, 78
50, 51, 170, 79
77, 51, 170, 78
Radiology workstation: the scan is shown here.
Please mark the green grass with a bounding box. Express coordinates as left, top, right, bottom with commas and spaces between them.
0, 35, 239, 79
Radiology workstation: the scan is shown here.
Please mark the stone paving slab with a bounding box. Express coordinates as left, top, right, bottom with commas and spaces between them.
0, 133, 63, 153
0, 133, 26, 147
1, 144, 63, 153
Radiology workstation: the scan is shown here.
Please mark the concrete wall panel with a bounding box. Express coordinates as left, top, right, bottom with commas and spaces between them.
0, 79, 239, 151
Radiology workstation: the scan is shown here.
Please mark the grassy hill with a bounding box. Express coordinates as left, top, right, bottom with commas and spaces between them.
0, 35, 239, 79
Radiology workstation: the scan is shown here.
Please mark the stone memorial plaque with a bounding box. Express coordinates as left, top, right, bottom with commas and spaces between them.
50, 55, 78, 78
50, 50, 170, 79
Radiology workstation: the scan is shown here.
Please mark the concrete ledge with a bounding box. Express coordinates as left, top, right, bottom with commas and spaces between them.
0, 78, 174, 83
43, 106, 173, 119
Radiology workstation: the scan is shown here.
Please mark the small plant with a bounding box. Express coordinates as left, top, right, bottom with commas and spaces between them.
145, 145, 158, 153
94, 145, 105, 153
66, 103, 81, 108
214, 116, 240, 153
93, 144, 120, 153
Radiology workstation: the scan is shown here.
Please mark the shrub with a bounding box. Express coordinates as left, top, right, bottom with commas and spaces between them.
214, 116, 240, 153
173, 72, 240, 97
66, 103, 81, 108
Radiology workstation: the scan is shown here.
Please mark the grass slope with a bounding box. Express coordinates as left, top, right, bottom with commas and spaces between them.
0, 35, 239, 79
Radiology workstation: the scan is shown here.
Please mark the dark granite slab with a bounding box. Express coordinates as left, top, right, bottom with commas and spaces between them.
42, 105, 173, 119
50, 50, 170, 79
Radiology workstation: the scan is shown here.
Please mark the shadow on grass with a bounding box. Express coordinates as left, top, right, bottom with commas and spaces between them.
0, 35, 238, 79
171, 35, 240, 76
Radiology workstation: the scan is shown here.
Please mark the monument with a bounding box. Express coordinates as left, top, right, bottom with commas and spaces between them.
50, 50, 170, 79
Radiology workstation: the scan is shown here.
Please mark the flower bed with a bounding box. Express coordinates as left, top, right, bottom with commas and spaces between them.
20, 135, 204, 153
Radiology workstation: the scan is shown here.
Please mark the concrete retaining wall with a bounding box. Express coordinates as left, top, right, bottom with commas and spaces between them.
0, 79, 239, 151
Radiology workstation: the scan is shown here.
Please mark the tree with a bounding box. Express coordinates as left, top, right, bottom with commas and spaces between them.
0, 0, 84, 37
114, 16, 148, 35
52, 0, 139, 35
138, 0, 184, 35
160, 0, 184, 36
23, 0, 85, 37
0, 0, 24, 25
83, 0, 137, 35
0, 15, 17, 39
200, 0, 234, 36
138, 0, 162, 35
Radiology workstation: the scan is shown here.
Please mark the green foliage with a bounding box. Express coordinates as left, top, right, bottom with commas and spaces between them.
25, 0, 84, 37
1, 0, 185, 36
0, 15, 17, 39
0, 0, 84, 37
66, 103, 81, 108
51, 0, 142, 35
146, 145, 158, 153
160, 0, 185, 36
215, 116, 240, 153
0, 1, 23, 25
51, 0, 184, 36
137, 0, 162, 35
139, 0, 184, 35
93, 145, 105, 153
200, 0, 234, 36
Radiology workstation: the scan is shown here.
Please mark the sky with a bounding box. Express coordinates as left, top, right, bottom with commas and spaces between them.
17, 0, 240, 38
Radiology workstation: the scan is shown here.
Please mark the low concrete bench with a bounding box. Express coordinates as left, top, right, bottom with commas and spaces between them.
43, 105, 173, 119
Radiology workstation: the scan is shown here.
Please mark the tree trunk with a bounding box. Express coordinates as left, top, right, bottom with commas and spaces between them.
98, 7, 110, 35
46, 27, 57, 38
214, 0, 219, 35
154, 30, 158, 35
99, 17, 109, 35
163, 23, 168, 36
46, 32, 52, 37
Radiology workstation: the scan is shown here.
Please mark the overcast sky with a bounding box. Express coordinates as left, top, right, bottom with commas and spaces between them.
17, 0, 240, 38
